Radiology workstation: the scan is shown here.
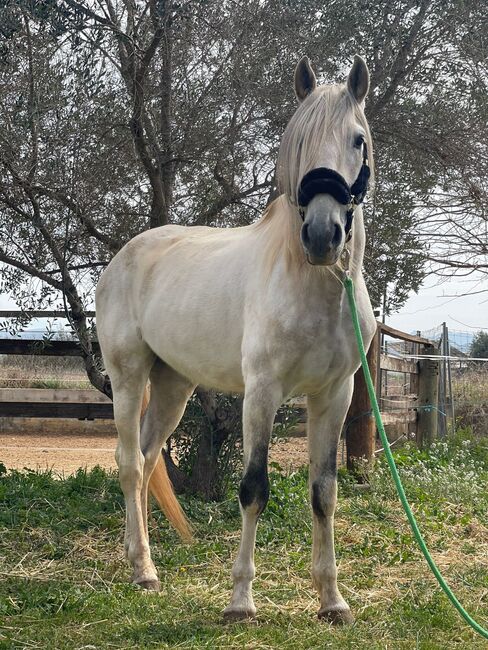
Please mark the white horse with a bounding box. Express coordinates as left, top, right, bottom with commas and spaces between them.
96, 55, 376, 624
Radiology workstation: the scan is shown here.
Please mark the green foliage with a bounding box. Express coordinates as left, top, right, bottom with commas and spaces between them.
470, 331, 488, 359
172, 392, 242, 498
272, 403, 301, 439
0, 466, 123, 533
369, 431, 488, 522
364, 171, 426, 313
261, 464, 311, 545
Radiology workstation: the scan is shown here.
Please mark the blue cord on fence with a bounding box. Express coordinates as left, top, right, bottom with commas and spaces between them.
343, 403, 447, 433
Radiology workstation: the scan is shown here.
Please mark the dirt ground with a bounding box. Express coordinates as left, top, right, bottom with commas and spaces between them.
0, 430, 311, 475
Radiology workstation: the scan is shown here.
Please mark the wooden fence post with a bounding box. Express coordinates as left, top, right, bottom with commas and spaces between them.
346, 324, 379, 471
417, 343, 439, 448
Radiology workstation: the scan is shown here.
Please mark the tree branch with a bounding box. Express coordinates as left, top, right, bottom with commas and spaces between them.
369, 0, 433, 119
32, 185, 121, 252
0, 248, 64, 289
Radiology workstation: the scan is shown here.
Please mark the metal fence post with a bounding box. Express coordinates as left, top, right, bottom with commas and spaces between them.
417, 343, 439, 448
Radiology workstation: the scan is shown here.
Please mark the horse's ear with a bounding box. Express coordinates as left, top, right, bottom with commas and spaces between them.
347, 55, 369, 104
294, 56, 317, 102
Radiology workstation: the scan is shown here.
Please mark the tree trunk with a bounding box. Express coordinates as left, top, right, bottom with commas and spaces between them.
346, 325, 379, 476
162, 447, 190, 494
161, 391, 242, 500
188, 425, 227, 500
187, 389, 242, 500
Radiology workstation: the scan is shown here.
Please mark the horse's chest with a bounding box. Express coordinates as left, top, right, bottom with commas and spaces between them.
246, 276, 375, 395
296, 328, 356, 386
277, 307, 372, 395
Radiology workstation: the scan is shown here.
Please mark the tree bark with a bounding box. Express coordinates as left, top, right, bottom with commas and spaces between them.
162, 447, 190, 494
160, 390, 242, 501
187, 389, 242, 500
346, 325, 379, 476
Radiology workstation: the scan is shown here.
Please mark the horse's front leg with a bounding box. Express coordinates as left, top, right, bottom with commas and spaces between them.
307, 379, 355, 624
223, 377, 283, 621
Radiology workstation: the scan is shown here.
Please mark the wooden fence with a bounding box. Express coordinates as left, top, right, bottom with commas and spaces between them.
0, 388, 112, 419
0, 338, 100, 357
0, 321, 440, 465
0, 338, 104, 421
346, 322, 438, 467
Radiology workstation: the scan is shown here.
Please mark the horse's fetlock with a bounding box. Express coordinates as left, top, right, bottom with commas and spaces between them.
128, 542, 152, 567
232, 565, 255, 583
312, 565, 338, 587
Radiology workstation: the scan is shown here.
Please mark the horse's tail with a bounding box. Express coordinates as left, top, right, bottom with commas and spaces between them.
141, 386, 193, 543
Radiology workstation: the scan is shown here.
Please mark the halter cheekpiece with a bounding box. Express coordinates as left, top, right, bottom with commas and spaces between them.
297, 142, 370, 241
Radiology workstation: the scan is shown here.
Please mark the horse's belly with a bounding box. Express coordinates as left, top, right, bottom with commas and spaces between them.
151, 337, 245, 392
141, 301, 245, 392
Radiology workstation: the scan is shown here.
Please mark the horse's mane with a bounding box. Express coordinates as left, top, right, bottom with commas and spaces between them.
252, 195, 306, 275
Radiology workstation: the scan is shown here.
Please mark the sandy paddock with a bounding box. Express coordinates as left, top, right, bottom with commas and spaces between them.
0, 427, 311, 475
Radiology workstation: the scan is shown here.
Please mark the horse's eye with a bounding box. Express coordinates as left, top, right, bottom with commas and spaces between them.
354, 134, 365, 149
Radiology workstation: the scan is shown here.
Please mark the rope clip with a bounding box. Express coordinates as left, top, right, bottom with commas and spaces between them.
340, 246, 351, 278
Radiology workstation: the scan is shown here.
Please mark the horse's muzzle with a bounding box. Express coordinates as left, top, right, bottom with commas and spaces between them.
300, 211, 344, 266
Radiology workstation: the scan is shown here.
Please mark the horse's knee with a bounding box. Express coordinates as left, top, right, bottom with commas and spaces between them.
311, 476, 337, 520
239, 452, 269, 516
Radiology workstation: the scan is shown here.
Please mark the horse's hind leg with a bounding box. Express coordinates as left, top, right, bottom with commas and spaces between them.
223, 376, 283, 621
108, 343, 158, 589
139, 359, 195, 538
307, 379, 355, 624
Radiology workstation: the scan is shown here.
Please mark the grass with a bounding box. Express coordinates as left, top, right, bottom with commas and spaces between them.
0, 355, 90, 389
1, 433, 488, 649
451, 369, 488, 436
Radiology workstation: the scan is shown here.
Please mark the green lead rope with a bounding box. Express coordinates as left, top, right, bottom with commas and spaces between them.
344, 273, 488, 640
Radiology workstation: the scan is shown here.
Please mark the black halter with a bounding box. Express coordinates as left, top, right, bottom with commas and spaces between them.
297, 143, 370, 240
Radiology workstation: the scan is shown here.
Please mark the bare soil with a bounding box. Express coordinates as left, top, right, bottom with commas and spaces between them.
0, 430, 116, 475
0, 430, 311, 475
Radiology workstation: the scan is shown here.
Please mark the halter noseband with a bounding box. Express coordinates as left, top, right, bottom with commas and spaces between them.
297, 143, 370, 241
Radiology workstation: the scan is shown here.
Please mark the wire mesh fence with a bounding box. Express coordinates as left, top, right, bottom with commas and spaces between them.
383, 323, 488, 437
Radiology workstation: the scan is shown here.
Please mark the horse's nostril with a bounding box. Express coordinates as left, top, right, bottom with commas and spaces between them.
332, 223, 342, 247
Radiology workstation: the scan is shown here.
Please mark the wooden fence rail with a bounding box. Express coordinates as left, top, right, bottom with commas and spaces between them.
0, 338, 99, 356
0, 388, 112, 419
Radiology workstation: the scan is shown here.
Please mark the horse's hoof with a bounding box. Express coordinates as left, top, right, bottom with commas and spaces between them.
222, 607, 257, 622
134, 578, 161, 592
318, 608, 355, 625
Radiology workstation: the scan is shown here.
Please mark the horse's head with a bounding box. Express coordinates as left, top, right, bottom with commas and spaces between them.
277, 56, 373, 266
